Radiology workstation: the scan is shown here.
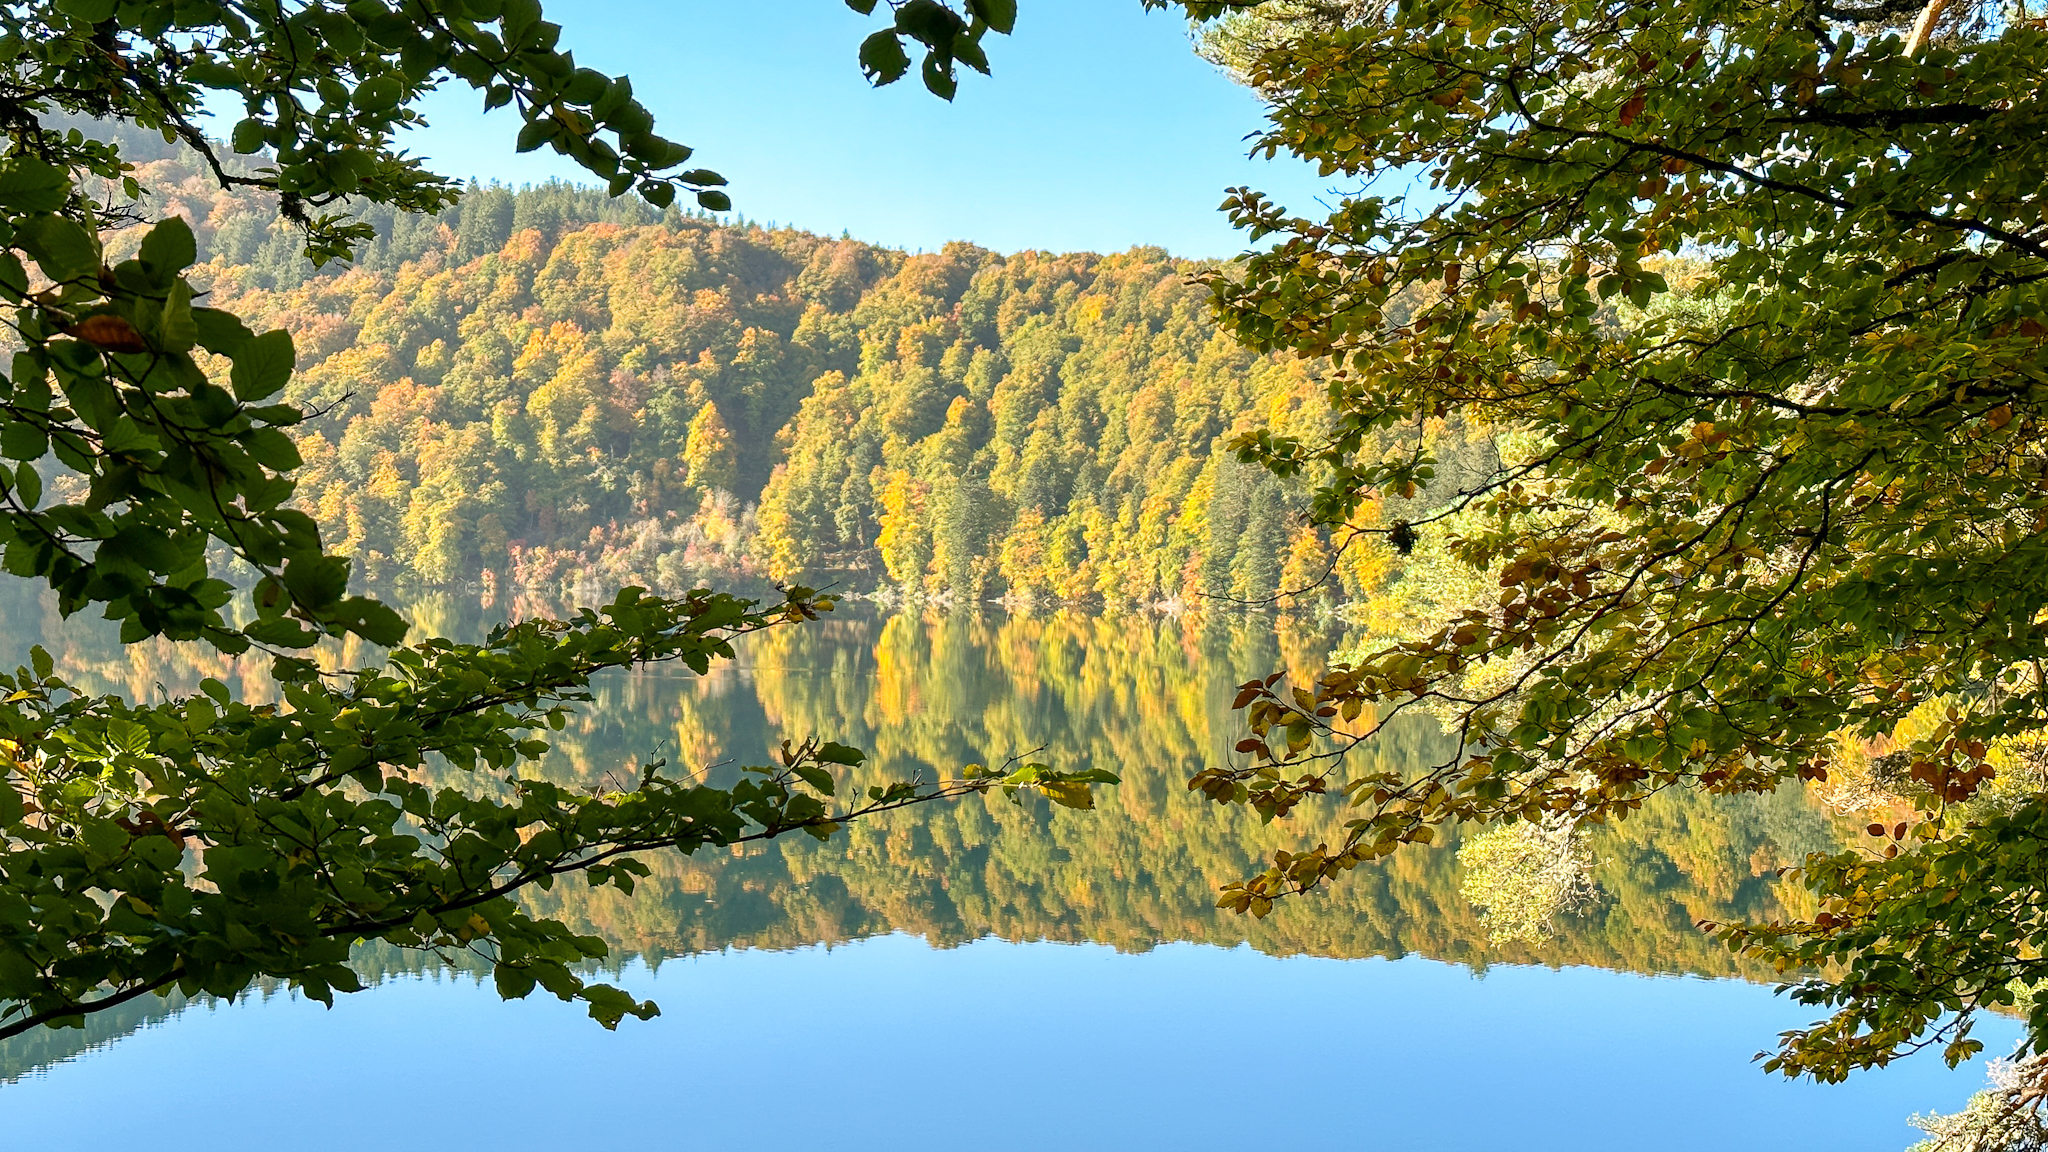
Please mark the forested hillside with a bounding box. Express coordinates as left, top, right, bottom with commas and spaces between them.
93, 126, 1390, 606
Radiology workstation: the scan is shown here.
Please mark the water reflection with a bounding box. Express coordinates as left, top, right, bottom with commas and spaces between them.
0, 586, 1847, 1082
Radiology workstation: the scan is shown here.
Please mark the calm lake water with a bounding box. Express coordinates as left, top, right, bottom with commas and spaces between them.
0, 590, 2017, 1149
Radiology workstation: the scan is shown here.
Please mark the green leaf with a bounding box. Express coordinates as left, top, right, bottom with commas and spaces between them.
563, 67, 608, 104
243, 617, 320, 649
105, 524, 184, 573
230, 118, 268, 155
78, 818, 127, 859
281, 554, 349, 609
158, 280, 198, 351
229, 329, 295, 401
969, 0, 1016, 35
107, 717, 150, 754
15, 215, 99, 282
921, 53, 957, 101
183, 59, 240, 88
335, 596, 409, 646
0, 157, 70, 212
0, 252, 26, 302
515, 120, 553, 153
60, 372, 118, 430
193, 308, 256, 356
0, 422, 47, 462
138, 216, 198, 283
494, 964, 537, 999
357, 74, 405, 110
954, 33, 990, 76
245, 427, 303, 472
816, 741, 866, 766
858, 30, 912, 86
54, 0, 116, 22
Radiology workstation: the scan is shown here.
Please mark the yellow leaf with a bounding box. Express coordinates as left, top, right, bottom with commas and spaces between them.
1040, 781, 1094, 810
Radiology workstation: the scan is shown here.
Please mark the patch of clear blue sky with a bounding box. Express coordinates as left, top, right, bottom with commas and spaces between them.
369, 0, 1357, 258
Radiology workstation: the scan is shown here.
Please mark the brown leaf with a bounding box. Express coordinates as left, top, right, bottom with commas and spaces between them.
1618, 90, 1646, 127
65, 314, 148, 354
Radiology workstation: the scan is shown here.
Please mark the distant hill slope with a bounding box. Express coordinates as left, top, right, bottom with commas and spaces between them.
91, 129, 1398, 606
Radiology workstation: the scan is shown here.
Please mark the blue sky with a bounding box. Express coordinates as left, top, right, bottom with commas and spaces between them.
375, 0, 1344, 258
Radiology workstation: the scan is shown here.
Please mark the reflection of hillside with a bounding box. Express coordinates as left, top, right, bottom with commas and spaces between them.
0, 591, 1847, 1081
0, 992, 191, 1085
522, 608, 1842, 981
0, 945, 511, 1083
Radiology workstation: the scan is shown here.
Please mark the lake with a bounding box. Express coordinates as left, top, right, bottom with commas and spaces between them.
0, 590, 2014, 1149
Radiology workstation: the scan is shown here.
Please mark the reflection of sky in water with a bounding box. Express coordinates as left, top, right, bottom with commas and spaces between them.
3, 935, 2013, 1151
0, 584, 2011, 1144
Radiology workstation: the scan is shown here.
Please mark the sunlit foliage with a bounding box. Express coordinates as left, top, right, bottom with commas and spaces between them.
0, 0, 1106, 1043
1150, 0, 2048, 1084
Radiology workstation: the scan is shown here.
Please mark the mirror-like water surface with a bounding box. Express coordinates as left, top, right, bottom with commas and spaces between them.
0, 590, 2012, 1148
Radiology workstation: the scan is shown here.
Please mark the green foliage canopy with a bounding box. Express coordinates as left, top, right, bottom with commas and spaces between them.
0, 0, 1109, 1042
1162, 0, 2048, 1083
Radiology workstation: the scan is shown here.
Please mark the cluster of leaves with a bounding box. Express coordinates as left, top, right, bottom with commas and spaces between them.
0, 0, 1120, 1041
840, 1, 1269, 99
3, 0, 728, 266
847, 0, 1016, 100
0, 163, 401, 654
1161, 0, 2048, 1082
0, 585, 1111, 1037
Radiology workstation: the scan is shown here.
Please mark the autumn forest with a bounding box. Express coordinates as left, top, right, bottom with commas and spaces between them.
87, 117, 1384, 608
9, 0, 2046, 1140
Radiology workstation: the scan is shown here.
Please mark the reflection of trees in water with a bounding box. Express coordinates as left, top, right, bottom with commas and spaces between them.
1458, 818, 1602, 945
0, 591, 1849, 1080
